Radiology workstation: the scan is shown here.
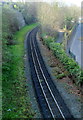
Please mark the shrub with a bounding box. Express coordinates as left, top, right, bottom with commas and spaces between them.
42, 34, 83, 86
42, 34, 54, 48
56, 73, 66, 79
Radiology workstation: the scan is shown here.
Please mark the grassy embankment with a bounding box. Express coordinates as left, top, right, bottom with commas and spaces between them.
41, 33, 83, 87
3, 23, 37, 118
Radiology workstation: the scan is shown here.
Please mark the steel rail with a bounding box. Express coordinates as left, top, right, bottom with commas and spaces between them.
31, 34, 66, 120
30, 33, 55, 118
30, 31, 65, 119
27, 27, 74, 119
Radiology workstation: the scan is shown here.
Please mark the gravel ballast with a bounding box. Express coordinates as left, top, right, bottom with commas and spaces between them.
24, 31, 83, 119
37, 32, 83, 119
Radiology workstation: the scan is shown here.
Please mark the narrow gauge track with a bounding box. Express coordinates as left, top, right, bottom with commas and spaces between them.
27, 27, 74, 119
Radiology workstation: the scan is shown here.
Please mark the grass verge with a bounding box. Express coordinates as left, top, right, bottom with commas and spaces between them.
2, 23, 38, 118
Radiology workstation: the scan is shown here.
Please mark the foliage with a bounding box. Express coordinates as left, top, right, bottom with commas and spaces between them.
2, 4, 25, 32
56, 73, 66, 79
16, 2, 38, 24
42, 34, 83, 86
2, 3, 38, 118
42, 34, 54, 48
2, 23, 37, 118
38, 2, 80, 35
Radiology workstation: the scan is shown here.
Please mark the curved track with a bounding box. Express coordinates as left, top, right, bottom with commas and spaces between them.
27, 27, 74, 119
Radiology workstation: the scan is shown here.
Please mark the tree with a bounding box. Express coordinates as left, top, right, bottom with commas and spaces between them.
37, 2, 80, 34
17, 2, 38, 24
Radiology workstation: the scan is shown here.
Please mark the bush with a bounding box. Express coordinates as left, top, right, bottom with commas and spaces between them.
42, 34, 83, 86
2, 3, 37, 118
42, 34, 54, 48
56, 73, 66, 79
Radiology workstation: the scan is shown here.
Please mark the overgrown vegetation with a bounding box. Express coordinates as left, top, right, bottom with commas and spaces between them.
41, 34, 83, 86
17, 2, 38, 24
38, 2, 82, 86
2, 2, 38, 118
2, 23, 37, 118
38, 2, 80, 35
38, 2, 80, 49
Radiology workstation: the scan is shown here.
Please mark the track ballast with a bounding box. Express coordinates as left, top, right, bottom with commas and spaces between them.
27, 27, 74, 119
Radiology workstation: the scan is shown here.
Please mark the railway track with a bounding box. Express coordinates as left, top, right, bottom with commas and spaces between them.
27, 27, 74, 119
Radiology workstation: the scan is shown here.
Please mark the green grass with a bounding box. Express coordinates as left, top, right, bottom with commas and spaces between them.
2, 23, 38, 119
